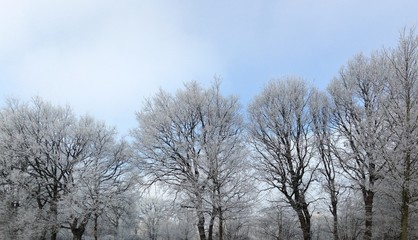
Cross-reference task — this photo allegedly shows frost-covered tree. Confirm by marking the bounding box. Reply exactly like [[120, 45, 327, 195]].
[[0, 98, 87, 240], [310, 90, 342, 240], [255, 204, 301, 240], [136, 197, 171, 240], [132, 80, 250, 240], [337, 190, 363, 240], [328, 52, 390, 240], [383, 28, 418, 240], [60, 118, 133, 240], [248, 77, 318, 240], [0, 97, 135, 240], [202, 81, 255, 240]]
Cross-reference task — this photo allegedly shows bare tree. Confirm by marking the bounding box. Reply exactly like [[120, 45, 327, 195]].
[[255, 204, 301, 240], [338, 190, 363, 240], [310, 90, 341, 240], [0, 98, 134, 240], [383, 28, 418, 240], [0, 98, 88, 240], [136, 197, 171, 240], [328, 52, 389, 240], [132, 80, 249, 240], [203, 81, 255, 240], [132, 82, 209, 240], [60, 117, 133, 240], [248, 77, 318, 240]]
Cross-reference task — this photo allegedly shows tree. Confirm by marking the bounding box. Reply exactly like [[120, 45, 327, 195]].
[[383, 28, 418, 240], [255, 204, 301, 240], [202, 81, 255, 240], [132, 80, 249, 240], [60, 117, 133, 240], [137, 196, 170, 240], [0, 97, 87, 240], [310, 90, 341, 240], [248, 77, 318, 240], [328, 52, 389, 240], [337, 190, 363, 240], [103, 193, 139, 240], [0, 97, 135, 240], [132, 82, 208, 240]]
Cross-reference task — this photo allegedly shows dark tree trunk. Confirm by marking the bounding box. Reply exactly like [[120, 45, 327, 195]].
[[218, 207, 224, 240], [363, 190, 374, 240], [197, 211, 206, 240], [70, 217, 88, 240], [93, 211, 99, 240], [208, 207, 216, 240], [400, 156, 410, 240], [332, 206, 339, 240], [71, 227, 85, 240], [297, 207, 311, 240], [290, 181, 311, 240], [400, 150, 411, 240], [400, 187, 410, 240], [292, 199, 311, 240], [196, 190, 206, 240], [50, 199, 58, 240], [330, 188, 339, 240]]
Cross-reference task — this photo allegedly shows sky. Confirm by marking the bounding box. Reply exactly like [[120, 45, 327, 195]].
[[1, 0, 417, 136]]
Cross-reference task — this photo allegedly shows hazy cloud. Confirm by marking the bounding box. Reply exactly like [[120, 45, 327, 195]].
[[1, 1, 417, 134]]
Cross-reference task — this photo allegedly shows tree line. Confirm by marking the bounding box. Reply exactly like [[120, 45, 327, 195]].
[[1, 28, 418, 240]]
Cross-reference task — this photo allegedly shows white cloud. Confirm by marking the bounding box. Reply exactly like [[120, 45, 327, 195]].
[[0, 1, 224, 134], [1, 0, 418, 135]]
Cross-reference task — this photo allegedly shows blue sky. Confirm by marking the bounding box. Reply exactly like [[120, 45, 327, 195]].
[[1, 0, 417, 136]]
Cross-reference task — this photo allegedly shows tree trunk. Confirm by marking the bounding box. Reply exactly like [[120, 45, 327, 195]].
[[208, 208, 216, 240], [278, 211, 283, 240], [400, 151, 411, 240], [196, 190, 206, 240], [290, 183, 311, 240], [302, 212, 311, 240], [363, 190, 374, 240], [197, 210, 206, 240], [400, 179, 410, 239], [93, 211, 99, 240], [50, 200, 58, 240], [70, 217, 88, 240], [296, 206, 311, 240], [218, 207, 224, 240], [332, 207, 339, 240], [71, 227, 85, 240], [400, 189, 410, 240], [331, 192, 339, 240]]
